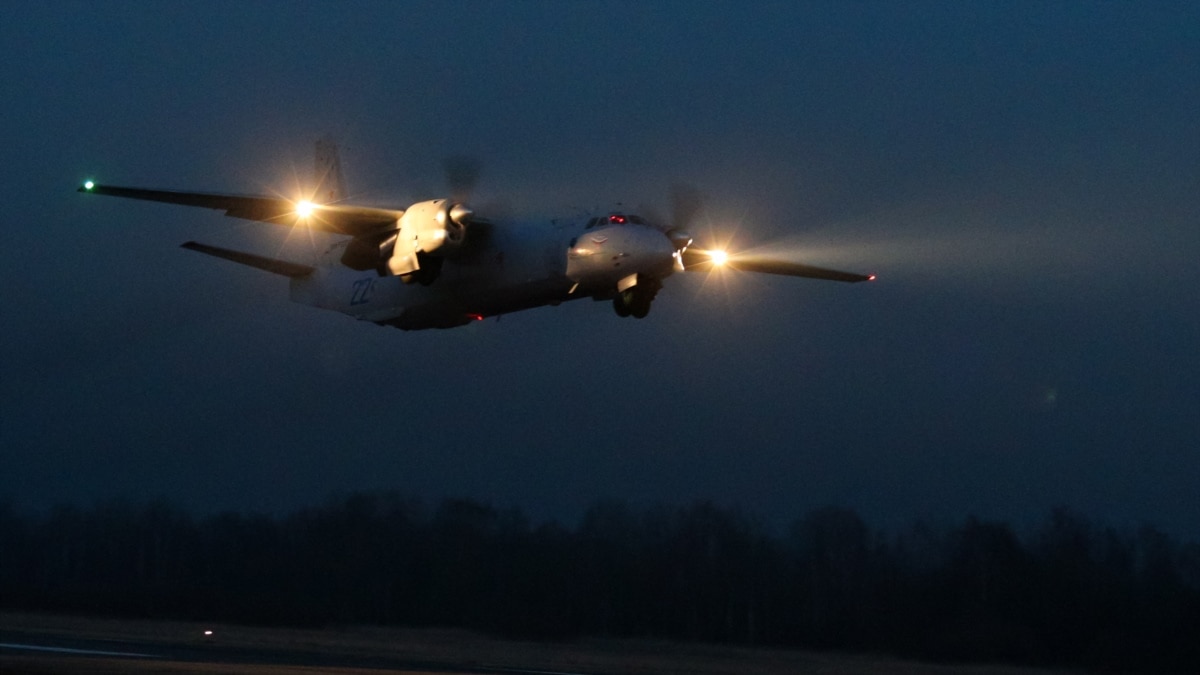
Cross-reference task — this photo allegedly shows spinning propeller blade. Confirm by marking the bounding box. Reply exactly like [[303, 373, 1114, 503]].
[[444, 155, 481, 205]]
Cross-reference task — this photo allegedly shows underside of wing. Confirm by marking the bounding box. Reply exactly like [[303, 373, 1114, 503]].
[[79, 183, 402, 237], [180, 241, 315, 278]]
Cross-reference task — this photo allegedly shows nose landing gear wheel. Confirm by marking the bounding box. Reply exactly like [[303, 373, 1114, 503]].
[[629, 291, 651, 318], [612, 279, 661, 319]]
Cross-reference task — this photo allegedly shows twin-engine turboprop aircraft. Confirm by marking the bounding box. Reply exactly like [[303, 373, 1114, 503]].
[[78, 140, 873, 330]]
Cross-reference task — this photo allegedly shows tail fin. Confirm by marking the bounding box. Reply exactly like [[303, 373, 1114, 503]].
[[314, 136, 348, 203]]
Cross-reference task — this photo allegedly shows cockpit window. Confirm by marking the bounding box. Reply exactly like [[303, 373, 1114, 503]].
[[588, 213, 649, 227]]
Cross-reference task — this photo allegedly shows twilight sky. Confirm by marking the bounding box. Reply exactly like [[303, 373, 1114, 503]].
[[2, 1, 1198, 536]]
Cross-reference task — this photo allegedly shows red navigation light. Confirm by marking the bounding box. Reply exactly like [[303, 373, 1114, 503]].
[[468, 313, 484, 321], [868, 274, 877, 281]]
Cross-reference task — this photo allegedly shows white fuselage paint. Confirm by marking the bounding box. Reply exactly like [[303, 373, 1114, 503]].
[[289, 216, 677, 330]]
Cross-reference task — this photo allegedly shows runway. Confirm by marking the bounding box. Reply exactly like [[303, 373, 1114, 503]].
[[0, 628, 590, 675], [0, 613, 1076, 675]]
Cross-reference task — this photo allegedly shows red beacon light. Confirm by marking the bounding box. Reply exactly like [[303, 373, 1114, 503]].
[[609, 214, 627, 224]]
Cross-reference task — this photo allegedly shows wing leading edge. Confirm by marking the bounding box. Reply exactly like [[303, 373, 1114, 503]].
[[724, 258, 874, 282], [681, 248, 873, 282], [78, 183, 402, 237]]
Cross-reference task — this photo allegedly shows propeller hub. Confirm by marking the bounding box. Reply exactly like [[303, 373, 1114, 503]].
[[449, 203, 473, 226]]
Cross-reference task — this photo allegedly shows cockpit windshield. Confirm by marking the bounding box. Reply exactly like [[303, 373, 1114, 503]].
[[585, 213, 649, 229]]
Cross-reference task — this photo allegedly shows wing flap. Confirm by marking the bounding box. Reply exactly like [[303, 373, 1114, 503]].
[[79, 183, 402, 236], [180, 241, 315, 278]]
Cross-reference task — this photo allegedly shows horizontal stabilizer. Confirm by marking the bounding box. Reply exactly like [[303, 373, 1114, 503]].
[[180, 241, 315, 278]]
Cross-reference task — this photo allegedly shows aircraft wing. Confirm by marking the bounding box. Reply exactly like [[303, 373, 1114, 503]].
[[78, 183, 403, 237], [725, 258, 874, 283], [682, 248, 873, 282]]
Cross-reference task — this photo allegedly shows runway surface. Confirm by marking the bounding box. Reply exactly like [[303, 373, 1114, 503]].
[[1, 626, 594, 675], [0, 613, 1074, 675], [1, 629, 524, 674]]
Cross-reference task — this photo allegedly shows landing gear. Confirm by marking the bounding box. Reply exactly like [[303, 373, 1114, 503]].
[[613, 295, 631, 317], [612, 279, 661, 319]]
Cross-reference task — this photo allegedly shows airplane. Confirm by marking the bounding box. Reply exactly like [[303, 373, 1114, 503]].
[[77, 140, 873, 330]]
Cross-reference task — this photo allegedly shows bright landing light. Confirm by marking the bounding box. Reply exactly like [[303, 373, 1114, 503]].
[[295, 200, 315, 218], [710, 249, 729, 266]]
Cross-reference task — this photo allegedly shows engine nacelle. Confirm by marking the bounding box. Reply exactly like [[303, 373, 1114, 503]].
[[386, 199, 472, 277]]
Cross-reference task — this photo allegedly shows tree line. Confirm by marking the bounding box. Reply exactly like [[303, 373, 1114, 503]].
[[2, 494, 1198, 673]]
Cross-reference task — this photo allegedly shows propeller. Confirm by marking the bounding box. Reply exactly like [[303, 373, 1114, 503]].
[[669, 183, 703, 233], [441, 155, 481, 227], [443, 155, 481, 205], [648, 183, 701, 253]]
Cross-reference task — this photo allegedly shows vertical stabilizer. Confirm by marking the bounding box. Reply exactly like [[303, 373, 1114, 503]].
[[314, 136, 348, 203]]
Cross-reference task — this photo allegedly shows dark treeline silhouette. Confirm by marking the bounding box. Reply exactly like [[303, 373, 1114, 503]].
[[2, 494, 1198, 673]]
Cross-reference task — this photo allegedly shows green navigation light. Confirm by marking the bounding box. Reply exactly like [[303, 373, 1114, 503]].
[[83, 180, 95, 190]]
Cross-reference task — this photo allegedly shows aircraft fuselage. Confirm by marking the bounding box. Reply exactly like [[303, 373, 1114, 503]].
[[291, 215, 678, 329]]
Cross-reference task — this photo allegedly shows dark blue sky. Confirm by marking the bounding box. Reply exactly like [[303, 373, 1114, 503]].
[[3, 2, 1198, 536]]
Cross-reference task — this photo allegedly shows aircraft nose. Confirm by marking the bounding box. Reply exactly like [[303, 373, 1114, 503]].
[[566, 220, 678, 285]]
